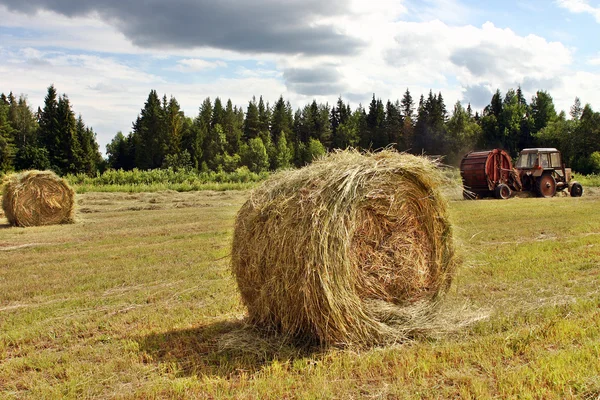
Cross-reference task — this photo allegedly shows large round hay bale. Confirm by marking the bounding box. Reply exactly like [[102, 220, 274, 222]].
[[231, 150, 457, 347], [2, 170, 75, 227]]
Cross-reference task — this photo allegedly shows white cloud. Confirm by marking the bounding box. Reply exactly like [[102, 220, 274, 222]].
[[556, 0, 600, 22], [407, 0, 474, 25], [0, 47, 286, 154], [2, 1, 600, 156], [588, 54, 600, 65], [172, 59, 227, 72]]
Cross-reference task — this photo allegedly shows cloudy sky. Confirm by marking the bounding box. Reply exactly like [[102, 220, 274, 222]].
[[1, 0, 599, 154]]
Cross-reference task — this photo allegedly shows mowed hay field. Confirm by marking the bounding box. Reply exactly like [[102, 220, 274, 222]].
[[1, 189, 599, 399]]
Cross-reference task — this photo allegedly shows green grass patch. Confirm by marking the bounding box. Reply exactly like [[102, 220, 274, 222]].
[[575, 173, 600, 187]]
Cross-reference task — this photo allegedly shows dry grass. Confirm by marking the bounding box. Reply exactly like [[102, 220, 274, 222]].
[[1, 189, 599, 399], [232, 150, 457, 347], [2, 170, 75, 227]]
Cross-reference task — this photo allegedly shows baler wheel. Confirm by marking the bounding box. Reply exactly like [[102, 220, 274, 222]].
[[494, 184, 511, 200]]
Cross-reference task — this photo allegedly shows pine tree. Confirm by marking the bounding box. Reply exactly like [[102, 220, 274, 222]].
[[570, 97, 583, 120]]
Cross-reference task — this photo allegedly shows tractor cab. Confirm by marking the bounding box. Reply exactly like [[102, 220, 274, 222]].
[[515, 148, 562, 174]]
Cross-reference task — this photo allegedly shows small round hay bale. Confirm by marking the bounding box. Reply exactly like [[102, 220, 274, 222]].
[[231, 150, 457, 347], [2, 170, 75, 227]]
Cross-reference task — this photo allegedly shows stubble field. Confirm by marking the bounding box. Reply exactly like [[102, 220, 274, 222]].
[[1, 189, 599, 399]]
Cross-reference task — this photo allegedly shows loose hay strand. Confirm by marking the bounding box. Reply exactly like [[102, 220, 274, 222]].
[[2, 170, 75, 227], [231, 150, 457, 347]]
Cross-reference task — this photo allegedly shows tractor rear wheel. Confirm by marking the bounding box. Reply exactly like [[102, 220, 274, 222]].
[[536, 174, 556, 198], [494, 184, 511, 200], [570, 182, 583, 197]]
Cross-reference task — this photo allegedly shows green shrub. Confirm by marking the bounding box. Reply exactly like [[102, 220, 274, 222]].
[[65, 167, 268, 192]]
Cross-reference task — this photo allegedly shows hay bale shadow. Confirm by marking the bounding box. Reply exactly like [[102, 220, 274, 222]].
[[136, 320, 322, 378]]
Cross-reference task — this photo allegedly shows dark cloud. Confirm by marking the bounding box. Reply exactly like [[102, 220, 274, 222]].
[[1, 0, 364, 56], [283, 65, 346, 96], [461, 84, 493, 109]]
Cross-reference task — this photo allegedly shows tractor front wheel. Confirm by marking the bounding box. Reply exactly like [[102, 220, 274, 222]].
[[536, 174, 556, 198], [570, 182, 583, 197]]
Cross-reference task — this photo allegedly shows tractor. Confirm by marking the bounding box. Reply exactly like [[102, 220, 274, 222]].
[[460, 148, 583, 199]]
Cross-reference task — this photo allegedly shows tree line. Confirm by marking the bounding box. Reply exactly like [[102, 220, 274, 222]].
[[0, 85, 102, 175], [2, 84, 600, 175]]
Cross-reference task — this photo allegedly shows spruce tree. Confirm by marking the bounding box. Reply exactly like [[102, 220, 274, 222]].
[[223, 99, 242, 155], [258, 96, 271, 138], [56, 94, 81, 173], [384, 100, 403, 149], [244, 97, 260, 140], [132, 90, 167, 169], [270, 96, 293, 145], [165, 96, 184, 156], [212, 97, 224, 128], [400, 88, 414, 120], [366, 95, 386, 149], [38, 85, 61, 168], [194, 97, 213, 168], [0, 98, 16, 171]]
